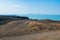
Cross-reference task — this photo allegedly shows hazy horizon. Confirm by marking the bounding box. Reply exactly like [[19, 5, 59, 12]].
[[0, 14, 60, 20], [0, 0, 60, 20]]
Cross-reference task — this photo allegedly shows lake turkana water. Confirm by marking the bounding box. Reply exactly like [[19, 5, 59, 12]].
[[18, 14, 60, 20]]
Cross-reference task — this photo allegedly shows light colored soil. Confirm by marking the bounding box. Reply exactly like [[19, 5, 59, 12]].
[[0, 31, 60, 40]]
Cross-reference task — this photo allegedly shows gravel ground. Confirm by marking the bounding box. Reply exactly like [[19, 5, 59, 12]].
[[0, 31, 60, 40]]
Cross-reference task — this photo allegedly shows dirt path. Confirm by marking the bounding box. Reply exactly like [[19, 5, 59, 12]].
[[0, 31, 60, 40]]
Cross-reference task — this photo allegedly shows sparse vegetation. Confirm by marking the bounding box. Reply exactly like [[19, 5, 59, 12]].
[[0, 15, 60, 40]]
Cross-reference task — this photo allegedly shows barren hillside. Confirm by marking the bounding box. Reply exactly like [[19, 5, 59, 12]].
[[0, 15, 60, 40]]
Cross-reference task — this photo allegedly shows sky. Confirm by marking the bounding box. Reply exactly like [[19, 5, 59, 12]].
[[0, 0, 60, 15]]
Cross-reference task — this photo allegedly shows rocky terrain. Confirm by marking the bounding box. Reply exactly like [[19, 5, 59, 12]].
[[0, 31, 60, 40], [0, 15, 60, 40]]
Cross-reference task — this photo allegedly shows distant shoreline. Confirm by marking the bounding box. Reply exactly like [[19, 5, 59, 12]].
[[0, 15, 60, 21]]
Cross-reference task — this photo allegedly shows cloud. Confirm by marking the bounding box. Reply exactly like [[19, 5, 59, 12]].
[[0, 0, 29, 14], [0, 3, 29, 14]]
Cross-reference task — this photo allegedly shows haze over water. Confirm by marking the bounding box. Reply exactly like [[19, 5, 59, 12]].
[[17, 14, 60, 20]]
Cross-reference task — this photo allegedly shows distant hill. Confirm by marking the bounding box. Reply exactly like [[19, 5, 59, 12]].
[[0, 15, 29, 20], [40, 19, 60, 23]]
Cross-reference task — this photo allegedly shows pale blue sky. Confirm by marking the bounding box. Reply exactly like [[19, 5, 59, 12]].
[[0, 0, 60, 15]]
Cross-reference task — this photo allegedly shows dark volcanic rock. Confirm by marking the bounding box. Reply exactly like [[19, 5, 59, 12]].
[[0, 15, 29, 25]]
